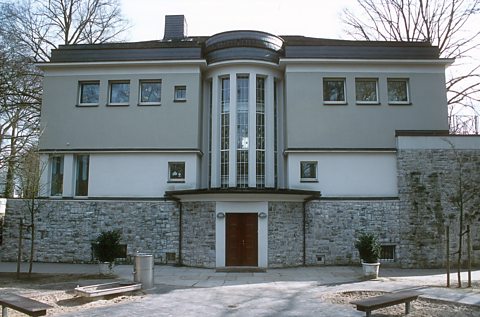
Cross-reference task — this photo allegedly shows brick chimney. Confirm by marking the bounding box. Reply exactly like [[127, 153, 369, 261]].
[[163, 15, 188, 40]]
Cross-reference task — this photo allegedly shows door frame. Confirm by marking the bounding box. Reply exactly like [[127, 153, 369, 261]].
[[215, 201, 268, 268]]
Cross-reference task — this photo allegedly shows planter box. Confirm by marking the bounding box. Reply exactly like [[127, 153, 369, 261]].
[[362, 262, 380, 279]]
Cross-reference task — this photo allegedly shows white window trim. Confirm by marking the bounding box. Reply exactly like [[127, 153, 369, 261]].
[[300, 161, 318, 182], [108, 80, 130, 106], [78, 81, 100, 106], [174, 85, 187, 102], [323, 78, 347, 105], [138, 79, 162, 106], [387, 78, 410, 105], [355, 78, 379, 104], [168, 161, 186, 183]]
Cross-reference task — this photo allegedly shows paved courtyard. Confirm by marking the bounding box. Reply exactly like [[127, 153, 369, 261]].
[[1, 262, 480, 316]]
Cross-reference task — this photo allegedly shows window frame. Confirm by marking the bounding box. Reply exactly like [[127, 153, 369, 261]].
[[355, 78, 379, 105], [50, 155, 64, 197], [108, 80, 130, 106], [78, 81, 100, 106], [168, 161, 186, 183], [75, 154, 90, 197], [323, 78, 347, 105], [138, 80, 162, 106], [387, 78, 410, 105], [300, 161, 318, 182], [174, 85, 187, 102]]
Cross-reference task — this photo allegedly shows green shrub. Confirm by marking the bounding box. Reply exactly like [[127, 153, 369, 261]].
[[92, 230, 123, 263], [355, 233, 381, 263]]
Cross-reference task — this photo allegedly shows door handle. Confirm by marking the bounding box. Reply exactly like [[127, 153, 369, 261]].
[[242, 240, 245, 246]]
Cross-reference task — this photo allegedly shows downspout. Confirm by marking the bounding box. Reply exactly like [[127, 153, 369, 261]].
[[178, 200, 183, 266], [302, 200, 306, 266]]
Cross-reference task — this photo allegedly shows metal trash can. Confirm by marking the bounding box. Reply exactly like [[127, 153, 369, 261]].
[[133, 253, 154, 289]]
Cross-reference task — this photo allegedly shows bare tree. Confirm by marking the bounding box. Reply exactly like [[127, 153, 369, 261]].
[[0, 0, 129, 62], [0, 45, 42, 197], [343, 0, 480, 122], [444, 140, 480, 287], [0, 0, 129, 197], [15, 147, 47, 274]]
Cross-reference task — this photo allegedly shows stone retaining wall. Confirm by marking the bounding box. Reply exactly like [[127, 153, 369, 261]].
[[397, 148, 480, 268], [268, 202, 304, 267], [305, 199, 401, 266], [0, 199, 179, 264]]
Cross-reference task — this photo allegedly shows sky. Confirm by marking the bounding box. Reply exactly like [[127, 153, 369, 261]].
[[120, 0, 357, 41]]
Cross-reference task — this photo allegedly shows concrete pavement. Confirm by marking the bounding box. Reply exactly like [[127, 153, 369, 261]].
[[1, 262, 479, 316]]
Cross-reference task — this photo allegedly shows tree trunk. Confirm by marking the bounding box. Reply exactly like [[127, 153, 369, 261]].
[[28, 198, 35, 275]]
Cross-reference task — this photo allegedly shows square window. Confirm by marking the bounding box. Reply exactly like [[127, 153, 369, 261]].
[[79, 81, 100, 105], [174, 85, 187, 101], [300, 161, 317, 182], [323, 79, 346, 104], [139, 80, 161, 104], [168, 162, 185, 182], [50, 156, 63, 196], [380, 245, 396, 262], [109, 81, 130, 105], [356, 79, 379, 104], [387, 79, 410, 104]]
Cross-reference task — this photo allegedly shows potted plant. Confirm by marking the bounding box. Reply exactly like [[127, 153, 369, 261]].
[[355, 232, 382, 279], [92, 229, 123, 274]]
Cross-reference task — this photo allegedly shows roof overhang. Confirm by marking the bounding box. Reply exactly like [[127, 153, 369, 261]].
[[165, 188, 321, 202]]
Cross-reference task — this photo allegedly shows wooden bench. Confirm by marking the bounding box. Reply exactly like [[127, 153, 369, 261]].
[[0, 293, 52, 317], [350, 291, 421, 317]]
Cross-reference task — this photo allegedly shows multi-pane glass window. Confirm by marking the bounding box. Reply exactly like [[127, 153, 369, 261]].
[[300, 161, 317, 182], [236, 75, 249, 187], [387, 79, 409, 104], [323, 79, 346, 103], [168, 162, 185, 182], [174, 85, 187, 101], [109, 81, 130, 104], [75, 155, 89, 196], [356, 78, 378, 103], [79, 82, 100, 105], [220, 77, 230, 187], [50, 156, 63, 196], [256, 77, 265, 188], [139, 80, 161, 104]]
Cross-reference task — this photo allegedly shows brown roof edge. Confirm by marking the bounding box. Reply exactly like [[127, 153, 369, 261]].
[[395, 130, 450, 137], [165, 187, 321, 200]]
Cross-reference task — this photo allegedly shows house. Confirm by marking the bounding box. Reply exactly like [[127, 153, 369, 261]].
[[1, 15, 479, 268]]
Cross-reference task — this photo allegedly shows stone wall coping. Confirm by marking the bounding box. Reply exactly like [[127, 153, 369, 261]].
[[397, 135, 480, 150]]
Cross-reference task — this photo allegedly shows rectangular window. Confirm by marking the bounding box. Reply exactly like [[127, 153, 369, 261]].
[[78, 81, 100, 105], [50, 156, 64, 196], [109, 81, 130, 105], [220, 77, 230, 188], [256, 76, 265, 188], [300, 161, 318, 182], [237, 75, 249, 187], [174, 85, 187, 102], [323, 78, 346, 104], [168, 162, 185, 182], [356, 78, 379, 104], [387, 79, 410, 104], [75, 155, 89, 196], [139, 80, 161, 105], [380, 245, 396, 262]]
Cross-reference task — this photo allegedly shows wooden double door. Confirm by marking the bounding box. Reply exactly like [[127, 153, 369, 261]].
[[225, 213, 258, 266]]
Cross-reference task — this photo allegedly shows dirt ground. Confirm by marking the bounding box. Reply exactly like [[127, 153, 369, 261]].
[[0, 273, 145, 316], [321, 290, 480, 317]]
